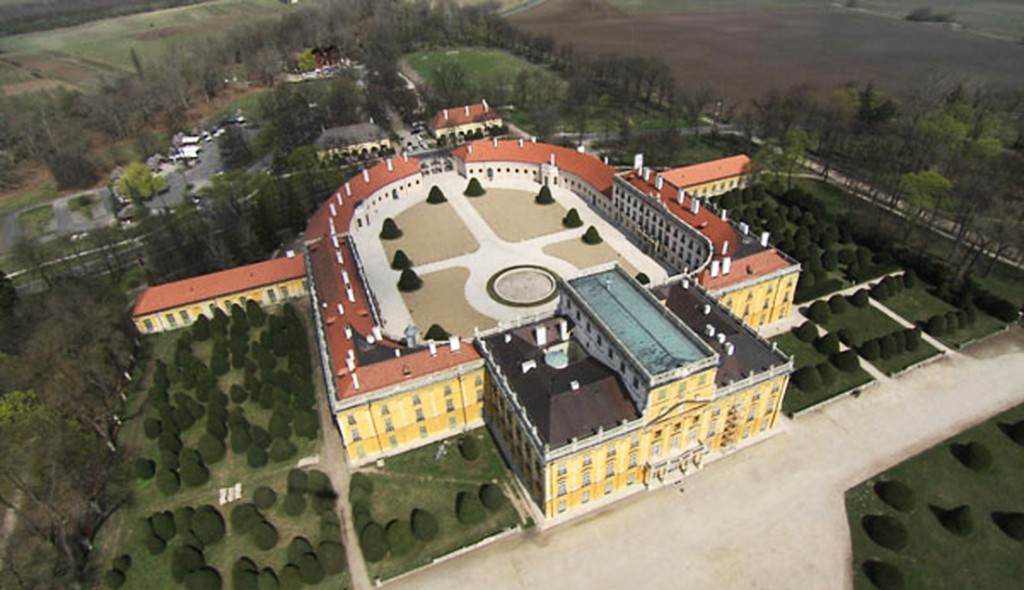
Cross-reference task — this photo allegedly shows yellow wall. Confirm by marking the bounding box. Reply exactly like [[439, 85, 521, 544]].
[[433, 119, 503, 142], [717, 268, 799, 328], [682, 173, 749, 199], [337, 365, 486, 464], [134, 276, 309, 334], [316, 137, 393, 161]]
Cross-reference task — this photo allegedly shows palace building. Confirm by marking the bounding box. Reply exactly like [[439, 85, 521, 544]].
[[430, 100, 503, 144], [314, 122, 392, 162]]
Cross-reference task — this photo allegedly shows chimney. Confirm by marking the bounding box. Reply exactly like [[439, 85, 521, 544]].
[[329, 218, 336, 236], [559, 319, 568, 341], [402, 152, 408, 162], [386, 158, 393, 172], [531, 136, 537, 143], [577, 145, 585, 153], [449, 336, 461, 352], [482, 98, 489, 111], [682, 278, 690, 289], [633, 153, 643, 171], [739, 222, 749, 235], [518, 138, 524, 148], [535, 325, 547, 346], [443, 109, 449, 121], [504, 333, 512, 343], [405, 325, 419, 348], [705, 324, 716, 338], [643, 168, 651, 182], [341, 269, 350, 286], [372, 326, 382, 341], [351, 373, 360, 390], [710, 260, 720, 278], [346, 287, 355, 303], [722, 256, 732, 275], [336, 303, 344, 316], [549, 153, 556, 166], [344, 182, 351, 196], [760, 231, 770, 247], [336, 193, 342, 205], [720, 208, 728, 221], [329, 203, 337, 217], [721, 240, 729, 255], [345, 356, 355, 371], [344, 325, 352, 339], [428, 340, 437, 356], [570, 380, 580, 391], [603, 156, 609, 165], [725, 342, 735, 356], [655, 175, 663, 191], [465, 105, 470, 116], [492, 136, 498, 147], [361, 169, 369, 183], [335, 250, 343, 265], [394, 349, 401, 358], [521, 359, 537, 374], [332, 234, 341, 251], [677, 189, 685, 205], [691, 198, 701, 215], [717, 332, 727, 344], [468, 144, 473, 154]]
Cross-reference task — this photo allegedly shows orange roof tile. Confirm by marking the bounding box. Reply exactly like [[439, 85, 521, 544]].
[[132, 256, 306, 317], [451, 139, 616, 195], [698, 248, 796, 290], [661, 155, 751, 191], [431, 102, 501, 131], [354, 344, 481, 393]]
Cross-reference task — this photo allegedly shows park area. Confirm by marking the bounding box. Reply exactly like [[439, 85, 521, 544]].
[[349, 429, 524, 582], [93, 302, 351, 589], [467, 187, 567, 242], [771, 330, 874, 415], [845, 403, 1024, 590]]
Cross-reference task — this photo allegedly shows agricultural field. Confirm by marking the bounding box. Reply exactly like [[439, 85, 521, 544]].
[[0, 0, 289, 93], [510, 0, 1024, 103], [845, 403, 1024, 590]]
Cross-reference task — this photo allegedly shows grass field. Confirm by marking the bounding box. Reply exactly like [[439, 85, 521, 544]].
[[466, 188, 567, 242], [772, 332, 874, 414], [357, 430, 522, 581], [383, 201, 480, 267], [870, 340, 940, 376], [877, 287, 1009, 349], [0, 0, 289, 90], [511, 0, 1024, 103], [401, 267, 498, 337], [406, 47, 562, 96], [819, 304, 903, 342], [68, 193, 99, 220], [845, 402, 1024, 590], [17, 203, 55, 238]]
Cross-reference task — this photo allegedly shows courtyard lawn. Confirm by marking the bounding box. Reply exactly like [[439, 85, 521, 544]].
[[17, 203, 55, 238], [384, 201, 479, 266], [879, 286, 1009, 349], [467, 187, 567, 242], [941, 313, 1008, 348], [542, 237, 640, 276], [869, 340, 941, 377], [820, 304, 903, 342], [772, 332, 874, 415], [401, 266, 497, 336], [356, 430, 523, 581], [845, 403, 1024, 590]]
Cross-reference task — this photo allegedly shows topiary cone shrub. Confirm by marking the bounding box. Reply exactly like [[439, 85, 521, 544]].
[[103, 568, 126, 589], [851, 289, 871, 308], [831, 350, 860, 373], [134, 458, 156, 480], [411, 508, 439, 541], [459, 435, 480, 461], [191, 505, 226, 546], [391, 249, 411, 270], [397, 268, 423, 292], [828, 294, 848, 314], [171, 545, 205, 583], [464, 177, 485, 197], [386, 519, 416, 556], [456, 491, 486, 525], [283, 492, 307, 516], [582, 225, 602, 245], [999, 420, 1024, 447], [257, 568, 278, 589], [861, 515, 909, 551], [817, 361, 838, 386], [862, 560, 904, 590], [873, 480, 916, 513], [991, 512, 1024, 542], [814, 333, 840, 356], [535, 185, 554, 204], [807, 300, 831, 324], [424, 324, 449, 341], [929, 504, 973, 537], [253, 520, 280, 550], [562, 208, 583, 228], [480, 483, 506, 511], [793, 365, 822, 392], [950, 441, 993, 471], [287, 536, 314, 564], [299, 553, 325, 584], [318, 540, 347, 575], [379, 218, 402, 240], [157, 470, 181, 496], [230, 503, 262, 534], [359, 522, 388, 562], [793, 321, 818, 343], [426, 186, 447, 204], [635, 273, 650, 285], [183, 566, 221, 590]]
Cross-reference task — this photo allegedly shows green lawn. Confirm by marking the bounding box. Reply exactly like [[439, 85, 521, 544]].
[[68, 193, 98, 220], [406, 47, 561, 94], [846, 403, 1024, 590], [0, 179, 58, 219], [820, 305, 903, 342], [879, 287, 1008, 349], [869, 341, 941, 376], [17, 204, 55, 238], [773, 332, 874, 415], [791, 178, 854, 216], [942, 313, 1008, 349], [355, 430, 522, 581]]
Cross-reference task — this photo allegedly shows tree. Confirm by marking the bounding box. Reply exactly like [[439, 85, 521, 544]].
[[899, 170, 953, 244], [358, 522, 388, 562], [426, 186, 447, 204], [410, 508, 438, 541], [479, 484, 505, 511], [391, 250, 411, 270], [397, 268, 423, 292], [0, 270, 16, 321], [219, 126, 253, 171], [582, 226, 602, 244], [379, 218, 402, 240], [535, 185, 554, 204], [456, 491, 486, 525], [458, 435, 480, 461], [562, 208, 582, 228], [116, 161, 168, 205], [464, 177, 485, 197], [296, 49, 317, 73]]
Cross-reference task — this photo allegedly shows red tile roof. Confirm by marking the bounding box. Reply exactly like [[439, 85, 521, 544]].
[[132, 256, 306, 317], [698, 248, 796, 290], [355, 344, 481, 393], [451, 139, 616, 195], [661, 155, 751, 191], [431, 102, 501, 131]]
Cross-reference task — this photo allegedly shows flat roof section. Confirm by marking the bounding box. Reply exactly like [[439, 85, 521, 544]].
[[569, 269, 712, 376]]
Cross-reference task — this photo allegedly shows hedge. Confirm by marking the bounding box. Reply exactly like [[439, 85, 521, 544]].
[[424, 324, 449, 341], [171, 545, 206, 583], [582, 226, 602, 245], [925, 314, 947, 336], [837, 329, 860, 349], [793, 365, 822, 392], [253, 521, 280, 550], [359, 522, 388, 562], [873, 480, 916, 513], [480, 484, 505, 511], [950, 441, 992, 471], [807, 300, 831, 324], [157, 470, 181, 496], [379, 218, 402, 240], [134, 458, 156, 480], [386, 519, 416, 556], [456, 491, 486, 525], [391, 249, 411, 270], [283, 493, 307, 516], [192, 506, 226, 546], [793, 321, 818, 343], [905, 328, 922, 351], [862, 560, 904, 590], [426, 186, 447, 204], [464, 177, 485, 196], [411, 508, 438, 541], [562, 208, 583, 228], [862, 514, 909, 551], [831, 350, 860, 372], [254, 486, 277, 510], [287, 537, 314, 564], [183, 567, 221, 590], [298, 553, 325, 584], [932, 504, 972, 537], [230, 503, 262, 534], [397, 268, 423, 292], [535, 185, 554, 204]]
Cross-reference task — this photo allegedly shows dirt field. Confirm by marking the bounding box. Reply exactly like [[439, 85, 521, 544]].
[[383, 201, 480, 267], [401, 267, 498, 336], [467, 188, 568, 242], [542, 237, 640, 277], [511, 0, 1024, 103]]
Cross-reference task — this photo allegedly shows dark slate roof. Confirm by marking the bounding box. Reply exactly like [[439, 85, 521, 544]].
[[661, 282, 790, 387], [483, 317, 639, 448], [315, 123, 388, 149]]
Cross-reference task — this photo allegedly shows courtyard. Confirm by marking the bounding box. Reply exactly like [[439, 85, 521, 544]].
[[348, 172, 667, 339]]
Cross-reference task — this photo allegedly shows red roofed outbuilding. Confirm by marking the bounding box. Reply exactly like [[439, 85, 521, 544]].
[[430, 100, 503, 144]]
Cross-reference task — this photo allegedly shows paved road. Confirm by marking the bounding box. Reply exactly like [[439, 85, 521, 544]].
[[389, 328, 1024, 590]]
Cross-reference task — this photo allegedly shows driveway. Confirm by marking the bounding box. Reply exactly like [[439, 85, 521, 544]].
[[389, 328, 1024, 590]]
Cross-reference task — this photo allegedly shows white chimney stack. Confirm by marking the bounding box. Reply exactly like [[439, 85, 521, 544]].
[[345, 356, 355, 371], [655, 175, 663, 191], [518, 138, 524, 148], [721, 240, 729, 255], [739, 222, 749, 235], [329, 203, 337, 217], [760, 231, 770, 247], [682, 278, 690, 289], [336, 193, 342, 205], [705, 324, 716, 338], [521, 359, 537, 374], [720, 208, 728, 221], [550, 153, 556, 166], [372, 326, 382, 341], [723, 257, 732, 275], [361, 169, 369, 183], [467, 144, 473, 154], [329, 218, 336, 236], [691, 198, 701, 214], [482, 98, 489, 111], [335, 250, 343, 265], [710, 260, 720, 277], [386, 158, 393, 172], [428, 340, 437, 356], [725, 342, 735, 356], [559, 319, 568, 341], [344, 182, 351, 196], [351, 373, 360, 390], [535, 325, 547, 346], [332, 234, 341, 250], [531, 136, 537, 143], [336, 303, 344, 316], [402, 151, 408, 162], [443, 109, 449, 121], [346, 287, 355, 303], [677, 189, 685, 205], [464, 104, 470, 116], [344, 325, 352, 340], [449, 336, 461, 352], [643, 168, 651, 182], [570, 380, 580, 391], [493, 136, 498, 147], [633, 153, 644, 171], [603, 156, 609, 165], [717, 332, 727, 344]]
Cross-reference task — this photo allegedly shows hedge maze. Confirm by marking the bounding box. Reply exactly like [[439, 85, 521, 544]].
[[348, 432, 520, 581], [845, 404, 1024, 590], [104, 303, 349, 589]]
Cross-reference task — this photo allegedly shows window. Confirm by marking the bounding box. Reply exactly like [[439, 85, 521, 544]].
[[180, 310, 189, 323], [444, 385, 452, 396], [351, 428, 361, 442], [658, 390, 666, 401], [652, 443, 661, 457], [673, 422, 681, 433], [558, 463, 567, 476], [628, 453, 637, 468], [743, 427, 751, 439], [267, 289, 277, 303], [582, 471, 591, 486], [557, 501, 566, 513], [699, 373, 707, 385], [143, 318, 154, 331], [280, 285, 289, 298], [583, 454, 592, 467], [627, 473, 635, 485], [678, 381, 687, 394], [415, 408, 425, 422], [446, 399, 455, 413], [708, 422, 717, 437], [381, 405, 390, 415], [761, 421, 769, 432], [607, 447, 616, 457], [474, 375, 482, 386], [384, 418, 394, 432], [448, 416, 456, 429], [419, 426, 427, 438], [605, 482, 613, 495], [630, 436, 639, 448], [582, 491, 590, 504], [671, 436, 679, 450], [412, 395, 421, 405], [389, 435, 397, 448], [557, 481, 566, 497], [689, 429, 697, 444], [766, 396, 776, 415], [747, 406, 756, 422], [166, 313, 177, 327], [476, 388, 483, 403], [605, 462, 615, 478], [712, 406, 721, 418], [347, 415, 356, 425]]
